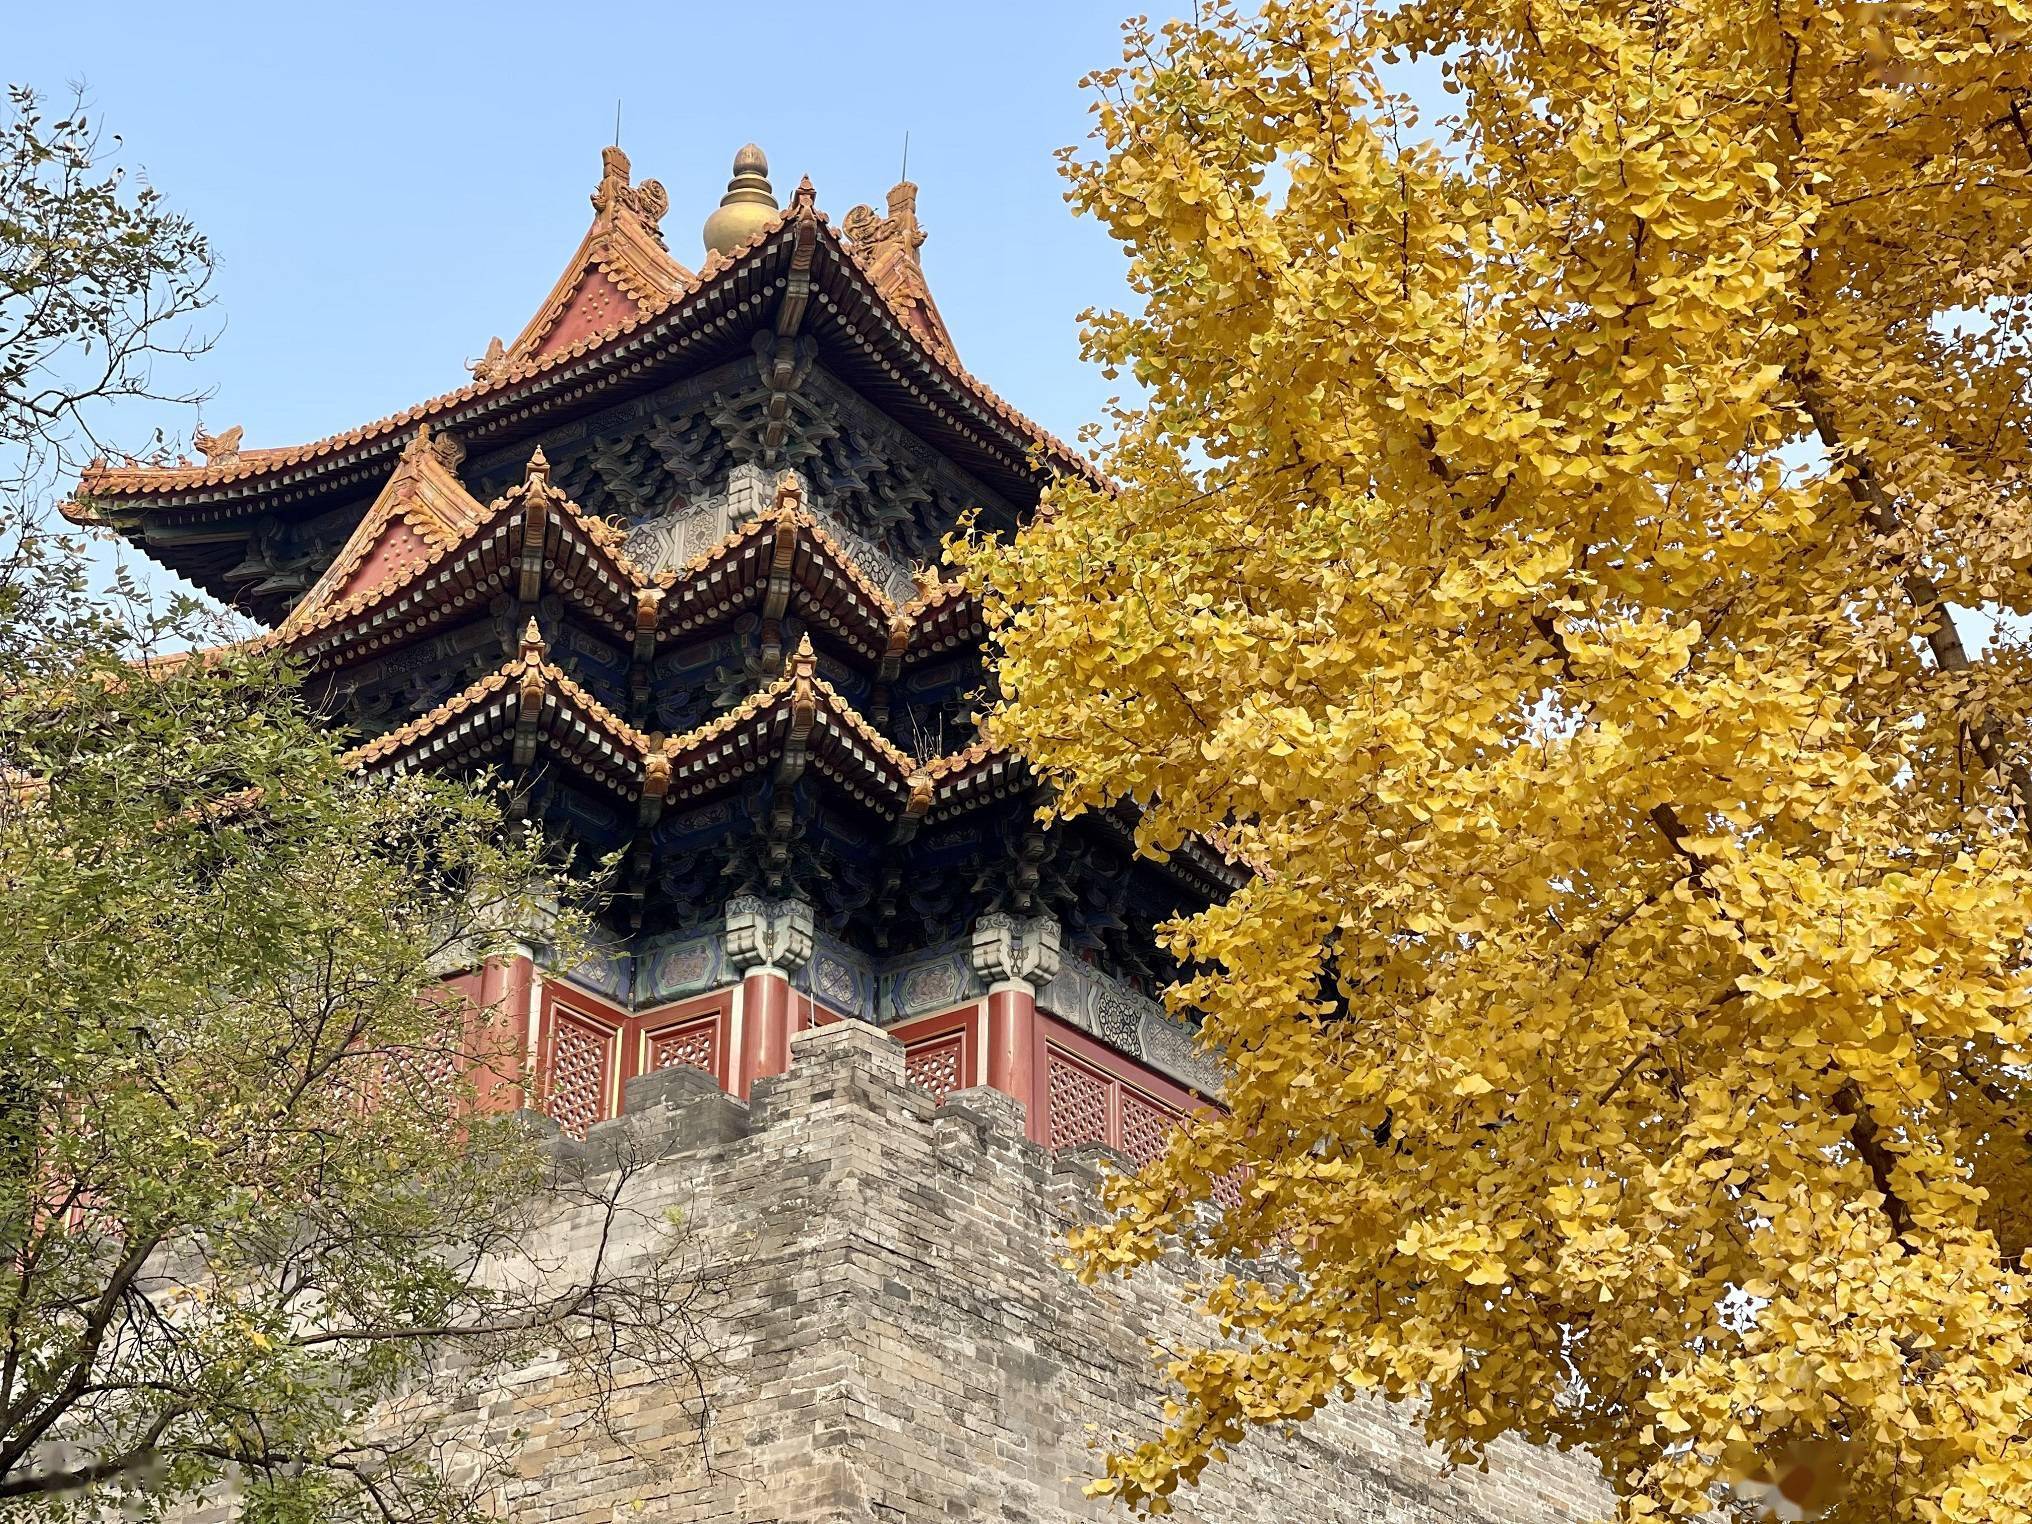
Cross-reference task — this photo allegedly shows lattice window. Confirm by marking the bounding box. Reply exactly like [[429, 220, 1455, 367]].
[[380, 1041, 461, 1109], [1120, 1091, 1178, 1168], [419, 1044, 463, 1094], [1212, 1168, 1246, 1212], [649, 1017, 718, 1079], [548, 1014, 614, 1140], [903, 1034, 965, 1102], [1046, 1049, 1111, 1149]]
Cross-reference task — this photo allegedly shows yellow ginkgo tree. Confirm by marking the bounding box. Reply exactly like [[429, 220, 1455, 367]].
[[956, 2, 2032, 1519]]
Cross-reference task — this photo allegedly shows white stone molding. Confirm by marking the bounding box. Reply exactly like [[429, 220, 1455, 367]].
[[726, 461, 798, 526], [967, 913, 1062, 994], [724, 896, 816, 976]]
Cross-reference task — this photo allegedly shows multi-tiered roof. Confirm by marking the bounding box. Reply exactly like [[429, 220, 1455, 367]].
[[69, 144, 1232, 1137]]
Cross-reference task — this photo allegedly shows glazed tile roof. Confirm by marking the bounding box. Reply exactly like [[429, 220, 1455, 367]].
[[839, 181, 955, 359], [650, 497, 980, 667], [344, 622, 1012, 827], [69, 147, 1229, 943], [920, 739, 1030, 822], [277, 424, 490, 638], [344, 620, 651, 797], [275, 455, 982, 678], [267, 449, 649, 669], [63, 166, 1096, 557], [499, 146, 693, 369]]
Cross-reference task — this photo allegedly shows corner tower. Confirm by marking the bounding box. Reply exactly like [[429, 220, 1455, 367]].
[[69, 146, 1238, 1150]]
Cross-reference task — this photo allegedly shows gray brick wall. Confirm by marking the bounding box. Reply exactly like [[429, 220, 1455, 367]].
[[399, 1020, 1614, 1524]]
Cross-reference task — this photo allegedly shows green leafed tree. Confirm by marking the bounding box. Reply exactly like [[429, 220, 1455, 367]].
[[0, 89, 714, 1524], [0, 84, 214, 498]]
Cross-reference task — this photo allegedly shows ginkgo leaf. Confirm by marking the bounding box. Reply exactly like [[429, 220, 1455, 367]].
[[953, 2, 2032, 1521]]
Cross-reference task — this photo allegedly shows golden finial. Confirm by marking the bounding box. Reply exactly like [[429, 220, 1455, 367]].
[[703, 144, 779, 258], [520, 617, 546, 663], [525, 445, 550, 486]]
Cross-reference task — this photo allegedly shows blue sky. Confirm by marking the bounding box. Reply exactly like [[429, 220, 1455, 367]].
[[11, 0, 1158, 606]]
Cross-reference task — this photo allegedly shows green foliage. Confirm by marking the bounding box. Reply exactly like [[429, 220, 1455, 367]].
[[0, 84, 707, 1524], [0, 534, 608, 1521], [0, 83, 214, 492]]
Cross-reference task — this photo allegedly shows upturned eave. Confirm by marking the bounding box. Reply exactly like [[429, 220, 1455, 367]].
[[66, 206, 1095, 586]]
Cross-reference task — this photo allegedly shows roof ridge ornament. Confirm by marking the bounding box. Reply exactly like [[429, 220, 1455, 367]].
[[193, 424, 243, 466], [500, 146, 691, 370], [592, 144, 670, 242], [842, 178, 955, 357], [395, 421, 467, 472], [468, 336, 507, 384], [703, 144, 780, 259]]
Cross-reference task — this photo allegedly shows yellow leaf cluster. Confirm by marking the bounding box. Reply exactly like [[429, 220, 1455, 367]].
[[955, 2, 2032, 1519]]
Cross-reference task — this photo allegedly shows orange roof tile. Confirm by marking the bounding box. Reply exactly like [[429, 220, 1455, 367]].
[[497, 147, 693, 371], [539, 659, 655, 755], [344, 663, 520, 772], [268, 501, 515, 654], [921, 737, 1001, 781], [806, 672, 918, 780], [277, 425, 488, 637], [345, 634, 650, 785], [840, 181, 955, 358], [653, 497, 917, 659], [339, 611, 1021, 831], [271, 449, 650, 663], [66, 188, 1096, 527], [283, 476, 983, 681], [921, 738, 1028, 821]]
